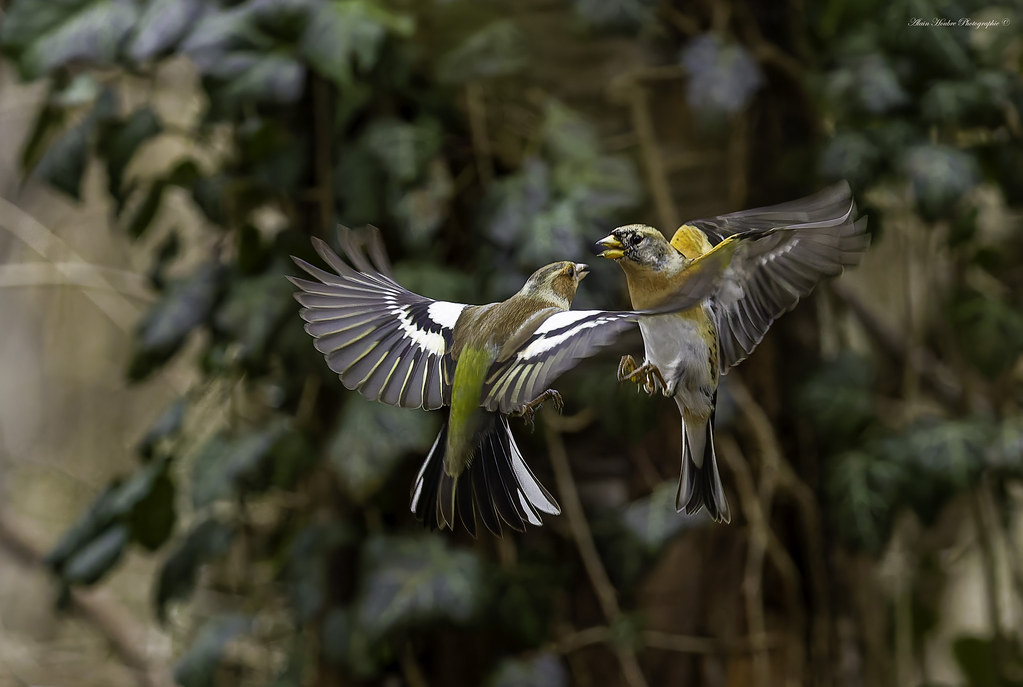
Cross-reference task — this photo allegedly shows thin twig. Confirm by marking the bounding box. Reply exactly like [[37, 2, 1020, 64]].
[[717, 435, 773, 687], [622, 84, 679, 230], [466, 83, 494, 187], [544, 422, 650, 687], [831, 282, 969, 410], [0, 508, 174, 687], [0, 198, 142, 330]]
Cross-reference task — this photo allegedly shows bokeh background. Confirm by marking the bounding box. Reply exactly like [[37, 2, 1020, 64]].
[[1, 1, 1022, 686]]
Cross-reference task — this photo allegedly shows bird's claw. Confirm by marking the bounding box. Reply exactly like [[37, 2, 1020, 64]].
[[515, 389, 563, 429], [617, 356, 666, 396]]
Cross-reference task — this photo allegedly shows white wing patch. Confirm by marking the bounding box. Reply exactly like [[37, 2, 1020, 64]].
[[428, 300, 464, 328], [396, 305, 449, 355]]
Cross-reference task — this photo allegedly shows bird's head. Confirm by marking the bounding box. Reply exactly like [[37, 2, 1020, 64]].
[[596, 224, 675, 273], [522, 261, 589, 309]]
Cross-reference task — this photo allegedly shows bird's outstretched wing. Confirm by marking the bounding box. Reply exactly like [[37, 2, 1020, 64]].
[[675, 183, 870, 372], [685, 181, 859, 243], [481, 309, 638, 414], [290, 228, 469, 409]]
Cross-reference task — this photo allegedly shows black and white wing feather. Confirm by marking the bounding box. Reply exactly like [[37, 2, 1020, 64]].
[[482, 310, 637, 414], [290, 235, 469, 410], [689, 181, 858, 243], [698, 191, 869, 372]]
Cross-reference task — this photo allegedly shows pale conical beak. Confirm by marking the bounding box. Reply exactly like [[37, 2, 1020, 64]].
[[574, 263, 589, 281], [596, 234, 625, 260]]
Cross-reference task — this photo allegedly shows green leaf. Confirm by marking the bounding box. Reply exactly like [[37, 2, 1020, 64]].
[[123, 181, 166, 240], [214, 266, 296, 363], [364, 117, 442, 184], [489, 652, 568, 687], [139, 398, 187, 460], [949, 288, 1023, 379], [798, 352, 876, 449], [620, 481, 696, 550], [20, 88, 68, 174], [328, 402, 438, 502], [0, 0, 139, 79], [99, 106, 162, 211], [356, 535, 484, 639], [437, 20, 527, 83], [300, 0, 414, 86], [46, 482, 124, 571], [155, 518, 236, 621], [129, 262, 223, 381], [173, 614, 250, 687], [62, 524, 129, 585], [32, 115, 91, 200], [952, 636, 1000, 687], [284, 524, 354, 622], [127, 0, 204, 61], [129, 469, 176, 551], [190, 423, 290, 507], [180, 5, 307, 106], [393, 158, 454, 247], [826, 450, 902, 553]]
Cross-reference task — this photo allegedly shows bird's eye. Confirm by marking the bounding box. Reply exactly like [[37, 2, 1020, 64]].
[[629, 234, 643, 247], [566, 265, 575, 278]]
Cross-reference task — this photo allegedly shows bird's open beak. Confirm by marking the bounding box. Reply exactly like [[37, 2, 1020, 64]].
[[574, 263, 589, 282], [596, 234, 624, 260]]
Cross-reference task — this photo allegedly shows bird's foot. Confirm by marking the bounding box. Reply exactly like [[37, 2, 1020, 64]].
[[515, 389, 564, 429], [617, 356, 666, 396]]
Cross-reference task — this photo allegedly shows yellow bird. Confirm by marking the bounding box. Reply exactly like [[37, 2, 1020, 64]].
[[597, 182, 869, 523]]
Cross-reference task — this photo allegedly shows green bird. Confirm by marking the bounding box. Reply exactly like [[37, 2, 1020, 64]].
[[597, 182, 869, 523], [290, 228, 729, 536]]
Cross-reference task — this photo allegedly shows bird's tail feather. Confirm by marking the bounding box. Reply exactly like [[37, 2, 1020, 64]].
[[676, 415, 731, 523], [410, 415, 561, 536]]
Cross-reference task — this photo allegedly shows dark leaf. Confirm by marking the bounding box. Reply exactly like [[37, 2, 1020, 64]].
[[300, 0, 413, 86], [62, 524, 129, 585], [620, 481, 697, 550], [139, 398, 187, 460], [214, 265, 297, 363], [328, 402, 437, 503], [490, 653, 568, 687], [20, 91, 67, 174], [364, 117, 442, 184], [124, 180, 167, 239], [129, 262, 223, 381], [180, 5, 307, 105], [100, 106, 163, 211], [129, 469, 176, 551], [356, 535, 483, 639], [0, 0, 139, 79], [798, 352, 875, 449], [32, 115, 90, 200], [190, 422, 290, 507], [155, 518, 236, 621], [437, 20, 526, 83], [284, 523, 354, 622], [128, 0, 204, 61], [46, 482, 124, 571], [827, 450, 902, 553], [173, 614, 250, 687], [901, 144, 979, 220], [952, 636, 1000, 687], [573, 0, 656, 29], [680, 34, 763, 118]]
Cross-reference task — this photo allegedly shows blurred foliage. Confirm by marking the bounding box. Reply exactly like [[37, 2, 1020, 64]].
[[2, 0, 1022, 685]]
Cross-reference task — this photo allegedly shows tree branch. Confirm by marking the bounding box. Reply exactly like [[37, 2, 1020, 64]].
[[544, 422, 650, 687], [0, 508, 174, 687]]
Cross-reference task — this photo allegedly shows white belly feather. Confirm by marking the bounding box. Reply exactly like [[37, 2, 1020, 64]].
[[637, 312, 715, 418]]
